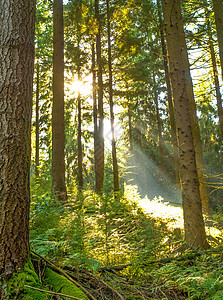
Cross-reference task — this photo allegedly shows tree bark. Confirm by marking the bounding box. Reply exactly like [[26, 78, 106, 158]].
[[213, 0, 223, 80], [157, 0, 180, 184], [0, 0, 36, 277], [92, 41, 99, 191], [209, 38, 223, 140], [52, 0, 67, 201], [177, 0, 211, 215], [161, 0, 209, 249], [35, 61, 40, 178], [106, 0, 119, 193], [95, 0, 104, 193]]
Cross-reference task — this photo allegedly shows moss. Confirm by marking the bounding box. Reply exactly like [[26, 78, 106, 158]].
[[44, 267, 89, 299], [3, 258, 45, 299]]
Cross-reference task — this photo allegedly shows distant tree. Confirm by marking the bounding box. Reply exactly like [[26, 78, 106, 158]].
[[52, 0, 67, 200], [213, 0, 223, 79], [35, 60, 40, 178], [207, 20, 223, 140], [152, 72, 165, 175], [33, 0, 53, 180], [0, 0, 36, 278], [106, 0, 119, 193], [95, 0, 104, 193], [161, 0, 209, 248]]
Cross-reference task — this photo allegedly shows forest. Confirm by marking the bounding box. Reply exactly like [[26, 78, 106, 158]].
[[1, 0, 223, 299]]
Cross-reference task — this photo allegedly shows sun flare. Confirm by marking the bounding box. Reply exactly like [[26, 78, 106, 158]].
[[69, 75, 92, 97]]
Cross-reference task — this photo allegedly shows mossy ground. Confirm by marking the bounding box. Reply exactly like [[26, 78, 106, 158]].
[[44, 267, 88, 299], [0, 259, 44, 299], [1, 258, 88, 299]]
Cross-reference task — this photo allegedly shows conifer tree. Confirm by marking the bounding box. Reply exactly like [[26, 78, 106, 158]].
[[52, 0, 67, 200], [213, 0, 223, 79], [0, 0, 36, 278], [161, 0, 209, 248], [95, 0, 104, 193], [106, 0, 119, 193]]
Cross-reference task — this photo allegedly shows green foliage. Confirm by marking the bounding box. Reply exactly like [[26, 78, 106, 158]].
[[150, 254, 223, 299]]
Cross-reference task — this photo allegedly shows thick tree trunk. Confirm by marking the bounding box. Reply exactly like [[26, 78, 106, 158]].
[[209, 38, 223, 139], [213, 0, 223, 80], [95, 0, 104, 193], [157, 0, 180, 184], [52, 0, 67, 201], [0, 0, 36, 277], [35, 61, 40, 178], [177, 0, 210, 215], [161, 0, 209, 249], [107, 0, 119, 193]]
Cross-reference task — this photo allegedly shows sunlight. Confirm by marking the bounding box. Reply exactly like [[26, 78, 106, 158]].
[[69, 75, 92, 97], [104, 119, 122, 142]]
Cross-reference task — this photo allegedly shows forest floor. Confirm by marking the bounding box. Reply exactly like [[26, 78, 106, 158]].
[[17, 184, 223, 299]]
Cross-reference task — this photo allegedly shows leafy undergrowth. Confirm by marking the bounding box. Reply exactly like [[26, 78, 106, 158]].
[[28, 184, 223, 299]]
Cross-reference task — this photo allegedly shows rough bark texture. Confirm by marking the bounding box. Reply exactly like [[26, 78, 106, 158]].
[[177, 0, 210, 214], [213, 0, 223, 80], [52, 0, 67, 201], [158, 0, 180, 184], [209, 38, 223, 140], [95, 0, 104, 193], [0, 0, 36, 277], [161, 0, 209, 249], [107, 0, 119, 193], [35, 62, 40, 178]]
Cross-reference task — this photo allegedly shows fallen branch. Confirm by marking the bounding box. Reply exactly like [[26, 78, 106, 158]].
[[98, 263, 132, 272], [98, 252, 203, 272], [81, 268, 125, 300], [24, 285, 84, 300], [31, 251, 96, 300]]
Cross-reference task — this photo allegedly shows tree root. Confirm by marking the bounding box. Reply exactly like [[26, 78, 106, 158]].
[[31, 251, 96, 300], [24, 285, 85, 300], [31, 251, 125, 300]]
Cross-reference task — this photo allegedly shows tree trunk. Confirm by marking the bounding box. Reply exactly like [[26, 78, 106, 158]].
[[0, 0, 36, 277], [77, 89, 83, 189], [92, 41, 99, 191], [153, 72, 165, 173], [128, 104, 133, 151], [209, 38, 223, 139], [213, 0, 223, 80], [177, 0, 211, 215], [157, 0, 180, 184], [95, 0, 104, 193], [35, 61, 40, 178], [52, 0, 67, 201], [161, 0, 209, 249], [106, 0, 119, 193]]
